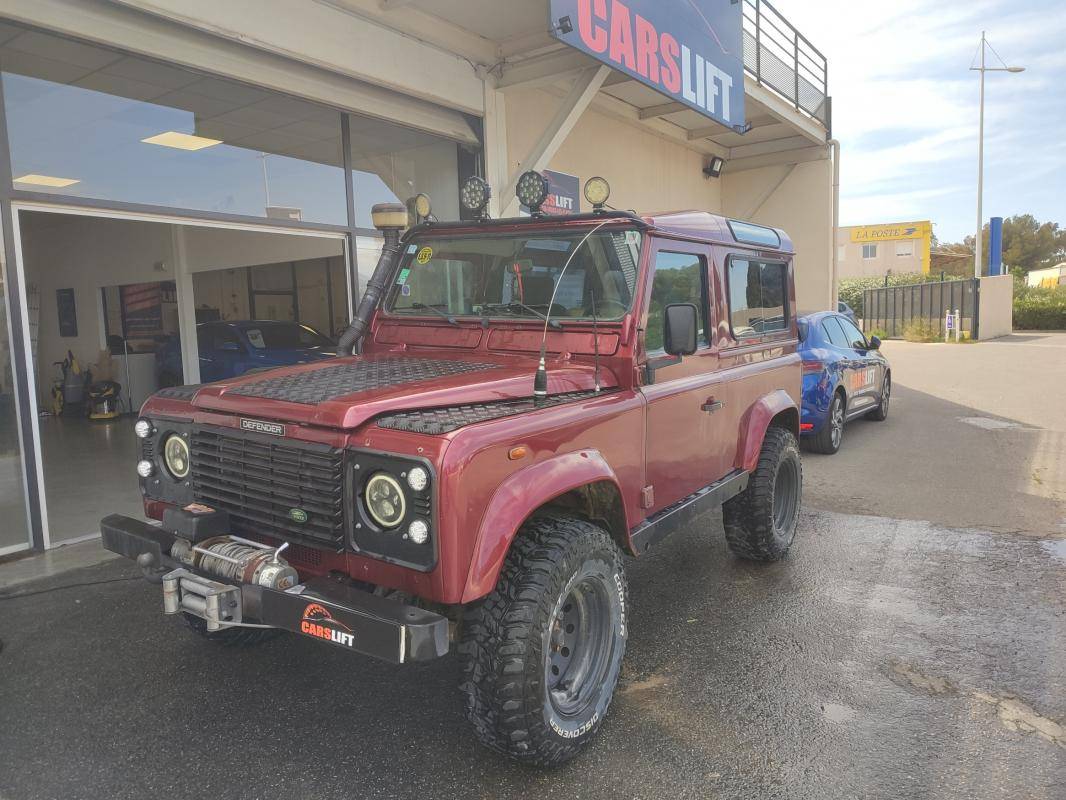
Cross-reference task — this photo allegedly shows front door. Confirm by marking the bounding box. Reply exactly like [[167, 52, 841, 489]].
[[836, 316, 882, 411], [641, 243, 733, 511]]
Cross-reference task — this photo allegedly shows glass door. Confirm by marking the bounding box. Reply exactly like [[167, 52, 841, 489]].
[[0, 221, 32, 553]]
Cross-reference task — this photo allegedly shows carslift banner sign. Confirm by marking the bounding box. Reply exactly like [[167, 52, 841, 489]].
[[548, 0, 745, 131]]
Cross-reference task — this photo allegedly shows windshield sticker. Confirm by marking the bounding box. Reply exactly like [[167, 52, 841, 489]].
[[416, 246, 434, 264], [625, 230, 641, 247], [396, 268, 411, 285], [406, 244, 417, 253], [401, 284, 412, 296], [523, 239, 571, 252]]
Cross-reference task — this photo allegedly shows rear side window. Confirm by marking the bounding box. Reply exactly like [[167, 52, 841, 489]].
[[727, 258, 789, 338], [822, 317, 851, 348]]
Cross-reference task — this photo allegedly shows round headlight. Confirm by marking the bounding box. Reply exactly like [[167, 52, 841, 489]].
[[584, 176, 611, 208], [136, 459, 154, 478], [134, 418, 152, 439], [163, 434, 190, 479], [460, 176, 491, 214], [516, 170, 550, 212], [406, 466, 429, 492], [365, 472, 406, 529], [407, 519, 429, 545]]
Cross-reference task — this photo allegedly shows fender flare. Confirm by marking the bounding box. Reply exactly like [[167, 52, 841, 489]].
[[461, 449, 627, 604], [735, 389, 799, 472]]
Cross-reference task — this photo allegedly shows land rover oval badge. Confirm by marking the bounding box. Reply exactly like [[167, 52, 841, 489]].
[[289, 508, 308, 524]]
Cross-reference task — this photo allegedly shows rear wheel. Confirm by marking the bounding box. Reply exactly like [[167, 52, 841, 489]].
[[866, 373, 890, 421], [459, 514, 628, 766], [723, 426, 802, 562], [808, 392, 844, 455]]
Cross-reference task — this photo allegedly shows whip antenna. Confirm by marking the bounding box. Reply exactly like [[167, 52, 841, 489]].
[[534, 219, 611, 399]]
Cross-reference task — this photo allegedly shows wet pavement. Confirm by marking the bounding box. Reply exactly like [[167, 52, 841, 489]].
[[1, 507, 1063, 799]]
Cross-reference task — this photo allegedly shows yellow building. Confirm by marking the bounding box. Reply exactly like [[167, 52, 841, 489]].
[[837, 221, 933, 278]]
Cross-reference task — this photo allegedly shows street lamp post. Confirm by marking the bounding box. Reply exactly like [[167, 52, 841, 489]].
[[971, 31, 1024, 279]]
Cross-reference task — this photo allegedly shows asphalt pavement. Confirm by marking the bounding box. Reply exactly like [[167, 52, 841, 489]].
[[1, 506, 1063, 800], [1, 333, 1064, 799]]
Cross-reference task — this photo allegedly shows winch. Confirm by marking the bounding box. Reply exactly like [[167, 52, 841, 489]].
[[163, 535, 298, 631]]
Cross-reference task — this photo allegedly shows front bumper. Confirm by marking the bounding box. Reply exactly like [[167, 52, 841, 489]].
[[100, 514, 449, 664]]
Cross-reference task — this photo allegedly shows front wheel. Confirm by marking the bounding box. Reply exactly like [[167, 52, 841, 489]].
[[723, 426, 802, 562], [866, 373, 890, 421], [459, 514, 628, 766]]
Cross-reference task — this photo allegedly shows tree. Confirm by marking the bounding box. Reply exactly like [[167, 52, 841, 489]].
[[954, 215, 1066, 274]]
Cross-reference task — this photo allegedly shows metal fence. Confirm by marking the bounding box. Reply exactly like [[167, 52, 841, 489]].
[[742, 0, 830, 131], [863, 279, 980, 339]]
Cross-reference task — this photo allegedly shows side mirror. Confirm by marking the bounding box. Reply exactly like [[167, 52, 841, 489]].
[[663, 303, 698, 356], [868, 335, 881, 350]]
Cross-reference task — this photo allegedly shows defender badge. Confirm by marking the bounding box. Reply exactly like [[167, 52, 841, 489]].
[[240, 418, 285, 436], [289, 508, 309, 524]]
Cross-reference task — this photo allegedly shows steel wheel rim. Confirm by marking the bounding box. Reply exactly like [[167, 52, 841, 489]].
[[773, 458, 800, 531], [546, 575, 613, 718], [830, 399, 844, 447]]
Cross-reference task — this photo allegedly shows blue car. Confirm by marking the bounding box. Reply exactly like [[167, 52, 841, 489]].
[[157, 320, 337, 384], [798, 311, 891, 454]]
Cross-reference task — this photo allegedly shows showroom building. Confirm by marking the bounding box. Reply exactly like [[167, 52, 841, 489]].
[[0, 0, 833, 555]]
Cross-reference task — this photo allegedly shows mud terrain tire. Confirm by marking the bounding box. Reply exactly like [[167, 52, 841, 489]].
[[723, 426, 802, 561], [182, 614, 283, 646], [459, 514, 628, 766]]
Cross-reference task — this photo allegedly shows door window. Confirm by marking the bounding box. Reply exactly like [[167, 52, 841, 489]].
[[727, 259, 788, 338], [645, 251, 708, 353], [837, 317, 869, 349]]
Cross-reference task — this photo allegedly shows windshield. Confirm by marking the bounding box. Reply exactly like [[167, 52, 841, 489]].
[[386, 229, 642, 322], [243, 323, 333, 350]]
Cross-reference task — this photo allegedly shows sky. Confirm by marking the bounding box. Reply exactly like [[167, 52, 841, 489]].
[[771, 0, 1066, 244]]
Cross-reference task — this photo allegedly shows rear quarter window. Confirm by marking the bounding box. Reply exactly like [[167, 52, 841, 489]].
[[727, 258, 789, 339]]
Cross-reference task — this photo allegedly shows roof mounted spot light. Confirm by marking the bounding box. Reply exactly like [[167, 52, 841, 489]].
[[460, 176, 491, 218], [408, 193, 434, 224], [584, 176, 611, 212], [516, 170, 550, 214], [703, 156, 725, 179]]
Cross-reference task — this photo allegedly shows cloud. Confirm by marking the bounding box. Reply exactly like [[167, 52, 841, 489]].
[[769, 0, 1066, 241]]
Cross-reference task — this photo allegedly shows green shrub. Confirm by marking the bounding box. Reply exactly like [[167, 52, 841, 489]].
[[1013, 285, 1066, 330], [866, 327, 890, 340], [902, 320, 941, 342]]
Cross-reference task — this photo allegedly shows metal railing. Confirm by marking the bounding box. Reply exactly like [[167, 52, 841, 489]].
[[742, 0, 830, 131]]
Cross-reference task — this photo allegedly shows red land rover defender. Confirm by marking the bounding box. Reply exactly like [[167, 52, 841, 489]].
[[103, 174, 802, 766]]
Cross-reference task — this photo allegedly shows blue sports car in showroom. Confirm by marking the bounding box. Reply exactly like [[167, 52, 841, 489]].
[[157, 320, 336, 384], [798, 311, 891, 454]]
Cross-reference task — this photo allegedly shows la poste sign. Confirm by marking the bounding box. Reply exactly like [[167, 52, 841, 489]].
[[549, 0, 745, 131]]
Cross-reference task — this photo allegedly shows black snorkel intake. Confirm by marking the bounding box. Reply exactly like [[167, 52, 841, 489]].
[[337, 202, 408, 355]]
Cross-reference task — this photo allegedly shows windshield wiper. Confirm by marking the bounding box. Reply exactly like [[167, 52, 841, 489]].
[[481, 302, 562, 329], [409, 302, 458, 326]]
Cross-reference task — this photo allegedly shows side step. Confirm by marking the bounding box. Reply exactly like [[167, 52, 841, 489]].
[[630, 469, 748, 555]]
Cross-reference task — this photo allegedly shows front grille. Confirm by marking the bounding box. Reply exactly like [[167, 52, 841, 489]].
[[190, 427, 344, 550]]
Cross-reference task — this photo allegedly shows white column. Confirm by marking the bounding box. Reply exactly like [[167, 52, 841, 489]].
[[171, 226, 200, 385]]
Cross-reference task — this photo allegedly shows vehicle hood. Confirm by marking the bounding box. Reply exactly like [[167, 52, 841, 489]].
[[183, 351, 616, 430]]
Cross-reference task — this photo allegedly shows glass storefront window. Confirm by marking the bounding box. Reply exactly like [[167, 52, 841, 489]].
[[1, 28, 347, 225], [0, 263, 31, 552], [348, 114, 462, 228]]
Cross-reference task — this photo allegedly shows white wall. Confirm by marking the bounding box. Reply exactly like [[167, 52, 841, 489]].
[[722, 158, 834, 314], [978, 275, 1013, 340], [504, 87, 723, 217]]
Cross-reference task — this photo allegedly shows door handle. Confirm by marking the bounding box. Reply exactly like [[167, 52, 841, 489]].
[[702, 399, 724, 414]]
